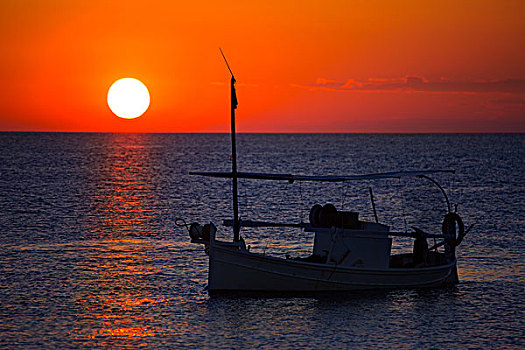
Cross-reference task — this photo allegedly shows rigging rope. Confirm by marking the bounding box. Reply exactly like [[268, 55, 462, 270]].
[[298, 181, 303, 212], [340, 181, 345, 210], [398, 177, 409, 233]]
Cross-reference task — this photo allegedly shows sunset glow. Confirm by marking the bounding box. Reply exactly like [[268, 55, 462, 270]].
[[0, 0, 523, 132]]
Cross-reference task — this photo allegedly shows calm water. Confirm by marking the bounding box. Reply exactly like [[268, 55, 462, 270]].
[[0, 133, 523, 349]]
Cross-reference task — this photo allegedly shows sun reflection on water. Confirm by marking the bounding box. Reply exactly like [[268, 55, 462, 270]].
[[75, 134, 170, 346]]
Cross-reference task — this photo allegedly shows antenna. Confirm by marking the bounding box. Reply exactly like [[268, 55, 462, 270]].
[[219, 48, 235, 78]]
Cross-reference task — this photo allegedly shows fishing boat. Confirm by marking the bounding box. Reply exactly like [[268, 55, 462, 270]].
[[179, 51, 473, 293]]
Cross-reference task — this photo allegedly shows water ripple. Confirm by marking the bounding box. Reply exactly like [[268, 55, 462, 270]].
[[0, 133, 523, 349]]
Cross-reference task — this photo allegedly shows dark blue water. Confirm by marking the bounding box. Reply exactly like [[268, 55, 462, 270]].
[[0, 133, 523, 349]]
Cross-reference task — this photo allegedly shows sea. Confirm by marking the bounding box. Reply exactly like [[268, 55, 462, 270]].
[[0, 133, 523, 349]]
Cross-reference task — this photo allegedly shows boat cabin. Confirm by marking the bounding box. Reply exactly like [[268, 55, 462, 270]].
[[296, 203, 390, 268]]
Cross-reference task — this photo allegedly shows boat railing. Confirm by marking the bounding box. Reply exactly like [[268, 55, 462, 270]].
[[222, 219, 450, 239]]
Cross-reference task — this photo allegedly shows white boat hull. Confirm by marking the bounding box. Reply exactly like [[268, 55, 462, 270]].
[[208, 241, 457, 293]]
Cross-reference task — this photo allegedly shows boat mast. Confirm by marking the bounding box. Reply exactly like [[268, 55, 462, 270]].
[[220, 48, 240, 242]]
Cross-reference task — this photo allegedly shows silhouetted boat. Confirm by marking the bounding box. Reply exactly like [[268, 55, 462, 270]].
[[180, 52, 473, 293]]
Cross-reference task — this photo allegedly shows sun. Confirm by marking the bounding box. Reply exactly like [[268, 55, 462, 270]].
[[107, 78, 150, 119]]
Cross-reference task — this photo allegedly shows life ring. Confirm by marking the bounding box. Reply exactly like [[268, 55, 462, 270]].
[[442, 212, 465, 247]]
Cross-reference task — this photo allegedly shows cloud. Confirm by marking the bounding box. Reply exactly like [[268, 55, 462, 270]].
[[315, 78, 338, 85], [294, 76, 525, 94]]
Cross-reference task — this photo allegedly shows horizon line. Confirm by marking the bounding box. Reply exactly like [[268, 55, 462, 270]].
[[0, 131, 523, 135]]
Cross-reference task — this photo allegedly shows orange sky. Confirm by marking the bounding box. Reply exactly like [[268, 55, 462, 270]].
[[0, 0, 524, 132]]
